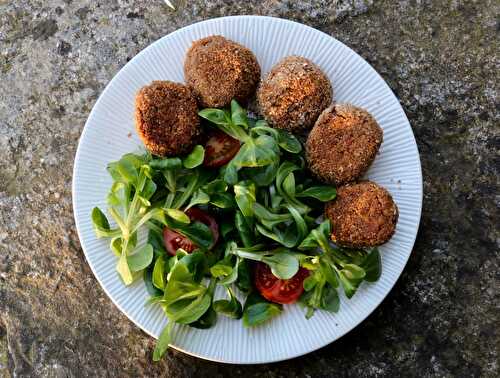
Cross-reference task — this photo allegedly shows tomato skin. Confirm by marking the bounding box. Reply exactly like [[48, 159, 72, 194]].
[[254, 263, 277, 292], [163, 229, 197, 255], [203, 129, 240, 168], [163, 207, 219, 256], [254, 263, 310, 304]]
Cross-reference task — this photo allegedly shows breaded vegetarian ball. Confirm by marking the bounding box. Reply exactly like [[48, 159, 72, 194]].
[[325, 181, 399, 248], [184, 35, 261, 108], [306, 104, 383, 186], [257, 56, 332, 132], [135, 81, 201, 157]]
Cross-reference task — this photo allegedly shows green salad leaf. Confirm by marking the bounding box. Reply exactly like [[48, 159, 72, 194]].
[[296, 186, 337, 201], [183, 145, 205, 169], [152, 254, 168, 291], [234, 180, 256, 217], [213, 286, 242, 319], [127, 244, 154, 272], [243, 292, 282, 327], [226, 242, 300, 280], [360, 248, 382, 282], [153, 322, 174, 362]]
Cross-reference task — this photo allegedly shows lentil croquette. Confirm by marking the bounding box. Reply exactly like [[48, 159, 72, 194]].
[[306, 104, 383, 186], [325, 181, 398, 248], [257, 56, 332, 132], [184, 35, 261, 108], [135, 81, 201, 157]]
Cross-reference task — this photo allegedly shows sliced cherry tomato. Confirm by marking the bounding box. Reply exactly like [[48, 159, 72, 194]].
[[254, 262, 310, 304], [163, 229, 197, 255], [163, 207, 219, 256], [203, 129, 240, 168]]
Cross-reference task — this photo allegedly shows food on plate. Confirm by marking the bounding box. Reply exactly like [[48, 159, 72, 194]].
[[325, 181, 398, 248], [135, 81, 201, 157], [184, 35, 261, 107], [305, 103, 383, 185], [257, 56, 332, 132], [91, 33, 400, 361]]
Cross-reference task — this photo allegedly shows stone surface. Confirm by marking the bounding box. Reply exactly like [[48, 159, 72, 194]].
[[0, 0, 499, 377]]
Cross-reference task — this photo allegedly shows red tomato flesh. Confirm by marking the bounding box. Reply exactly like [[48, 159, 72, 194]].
[[163, 207, 219, 256], [203, 129, 240, 168], [254, 262, 310, 304]]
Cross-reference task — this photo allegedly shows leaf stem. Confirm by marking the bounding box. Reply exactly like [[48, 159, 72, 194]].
[[109, 208, 128, 237], [172, 171, 199, 209], [164, 170, 176, 192], [231, 250, 265, 262]]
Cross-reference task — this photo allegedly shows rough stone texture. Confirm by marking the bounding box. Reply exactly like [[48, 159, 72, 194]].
[[0, 0, 498, 377]]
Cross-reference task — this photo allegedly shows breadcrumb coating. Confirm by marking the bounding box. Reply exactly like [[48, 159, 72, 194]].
[[306, 104, 383, 185], [257, 56, 332, 132], [325, 181, 398, 248], [184, 35, 261, 108], [135, 81, 201, 157]]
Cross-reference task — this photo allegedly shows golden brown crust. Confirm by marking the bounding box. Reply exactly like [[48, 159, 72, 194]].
[[305, 104, 383, 186], [325, 181, 398, 248], [134, 81, 201, 157], [184, 35, 261, 108], [257, 56, 332, 132]]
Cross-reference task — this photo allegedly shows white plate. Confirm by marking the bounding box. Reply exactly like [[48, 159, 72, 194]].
[[72, 16, 422, 364]]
